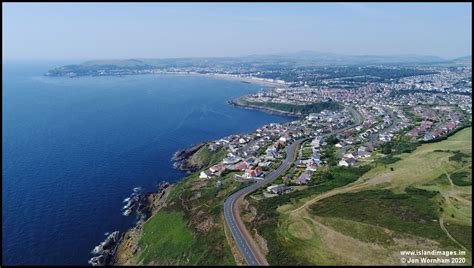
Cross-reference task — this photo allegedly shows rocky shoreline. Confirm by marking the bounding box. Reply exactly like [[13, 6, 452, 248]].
[[90, 183, 171, 266], [99, 140, 218, 266], [93, 87, 295, 266]]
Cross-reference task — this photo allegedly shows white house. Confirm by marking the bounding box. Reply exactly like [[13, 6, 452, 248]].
[[199, 170, 212, 179], [338, 159, 349, 167]]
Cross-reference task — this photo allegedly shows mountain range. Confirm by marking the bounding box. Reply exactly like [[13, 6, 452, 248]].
[[46, 51, 471, 76]]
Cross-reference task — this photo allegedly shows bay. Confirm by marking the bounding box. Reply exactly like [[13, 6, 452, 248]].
[[2, 61, 289, 265]]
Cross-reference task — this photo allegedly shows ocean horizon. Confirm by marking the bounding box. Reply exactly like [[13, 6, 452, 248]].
[[2, 61, 290, 265]]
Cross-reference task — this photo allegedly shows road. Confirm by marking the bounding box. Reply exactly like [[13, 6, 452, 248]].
[[369, 107, 399, 144], [224, 138, 304, 265], [223, 105, 363, 266]]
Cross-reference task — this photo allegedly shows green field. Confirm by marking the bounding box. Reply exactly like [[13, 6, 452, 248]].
[[137, 211, 194, 265]]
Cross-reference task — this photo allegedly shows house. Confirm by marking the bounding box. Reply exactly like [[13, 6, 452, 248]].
[[356, 149, 371, 158], [258, 161, 272, 169], [230, 161, 248, 171], [295, 170, 312, 185], [338, 159, 349, 167], [343, 153, 355, 159], [406, 128, 419, 139], [245, 157, 257, 167], [209, 163, 225, 173], [244, 166, 263, 179], [199, 170, 212, 179], [379, 134, 391, 142], [423, 132, 434, 141], [311, 137, 320, 148], [208, 143, 219, 151], [307, 113, 319, 121], [274, 139, 285, 149], [339, 157, 356, 167], [219, 138, 230, 144], [223, 155, 240, 164], [346, 157, 357, 165], [311, 150, 321, 165], [266, 184, 291, 195], [345, 137, 355, 144], [229, 144, 239, 153], [251, 144, 261, 151], [307, 163, 318, 172], [265, 146, 278, 159]]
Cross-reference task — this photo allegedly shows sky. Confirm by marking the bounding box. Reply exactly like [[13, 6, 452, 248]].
[[2, 3, 472, 61]]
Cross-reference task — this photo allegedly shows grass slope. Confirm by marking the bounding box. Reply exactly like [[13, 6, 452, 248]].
[[138, 211, 194, 264], [249, 127, 472, 265], [134, 164, 250, 265], [188, 146, 227, 169]]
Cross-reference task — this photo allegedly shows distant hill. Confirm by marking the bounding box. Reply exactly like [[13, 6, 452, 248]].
[[45, 51, 468, 77], [245, 51, 447, 65], [81, 59, 150, 67], [450, 55, 472, 65]]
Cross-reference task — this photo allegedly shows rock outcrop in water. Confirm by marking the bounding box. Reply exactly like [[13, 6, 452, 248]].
[[89, 183, 169, 266], [89, 231, 120, 266], [109, 183, 172, 265]]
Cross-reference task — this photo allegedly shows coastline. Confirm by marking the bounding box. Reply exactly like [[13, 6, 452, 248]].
[[172, 142, 207, 173], [173, 72, 304, 118], [159, 71, 287, 88], [108, 185, 173, 265], [103, 75, 291, 265]]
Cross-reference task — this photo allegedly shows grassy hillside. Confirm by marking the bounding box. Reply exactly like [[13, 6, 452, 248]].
[[187, 145, 227, 170], [247, 127, 472, 265], [137, 211, 194, 264], [132, 166, 251, 265]]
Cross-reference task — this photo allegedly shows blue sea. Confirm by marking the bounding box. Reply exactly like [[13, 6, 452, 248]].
[[2, 61, 289, 265]]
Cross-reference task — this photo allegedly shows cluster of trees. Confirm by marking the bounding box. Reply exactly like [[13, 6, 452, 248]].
[[248, 101, 341, 115], [325, 134, 339, 145], [321, 143, 339, 166], [380, 138, 419, 156]]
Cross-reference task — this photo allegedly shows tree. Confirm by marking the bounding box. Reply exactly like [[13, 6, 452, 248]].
[[382, 143, 392, 155], [325, 135, 339, 145]]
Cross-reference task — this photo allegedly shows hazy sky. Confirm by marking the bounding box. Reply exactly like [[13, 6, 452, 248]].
[[3, 3, 472, 61]]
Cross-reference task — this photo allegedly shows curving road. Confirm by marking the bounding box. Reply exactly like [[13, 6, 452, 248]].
[[224, 138, 304, 265], [224, 105, 363, 266]]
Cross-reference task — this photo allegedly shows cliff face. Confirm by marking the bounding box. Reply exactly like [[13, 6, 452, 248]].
[[112, 188, 172, 265]]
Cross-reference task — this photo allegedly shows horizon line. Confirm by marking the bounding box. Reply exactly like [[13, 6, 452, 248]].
[[3, 51, 472, 63]]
